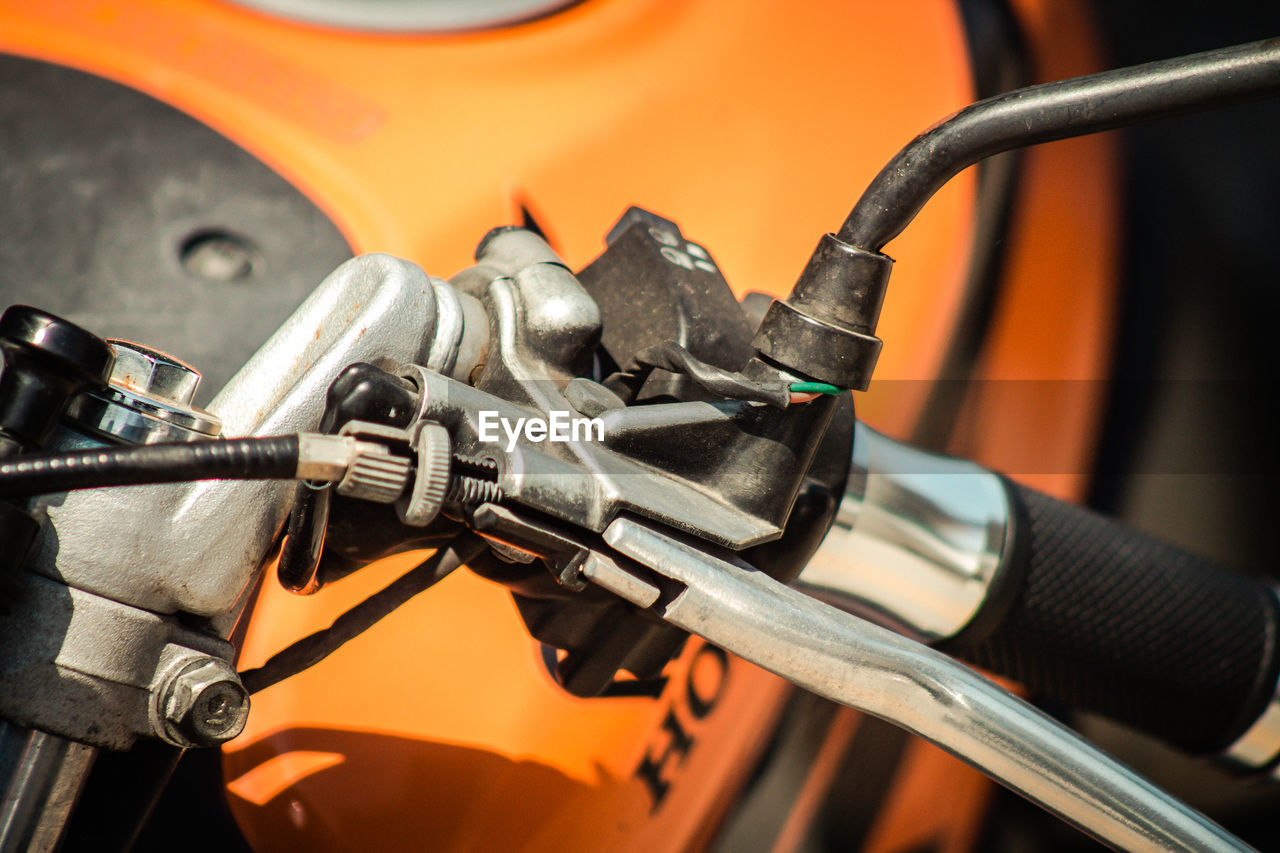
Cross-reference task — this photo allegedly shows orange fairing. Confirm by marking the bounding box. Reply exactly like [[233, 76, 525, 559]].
[[0, 0, 1115, 849], [0, 0, 978, 394]]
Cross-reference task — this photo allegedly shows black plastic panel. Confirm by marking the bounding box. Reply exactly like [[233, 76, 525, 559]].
[[0, 55, 353, 405]]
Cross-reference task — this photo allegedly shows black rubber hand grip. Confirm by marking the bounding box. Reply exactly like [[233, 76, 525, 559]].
[[946, 482, 1280, 755]]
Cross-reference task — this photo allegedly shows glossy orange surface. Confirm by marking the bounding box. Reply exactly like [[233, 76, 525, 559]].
[[0, 0, 1116, 848], [949, 0, 1120, 499]]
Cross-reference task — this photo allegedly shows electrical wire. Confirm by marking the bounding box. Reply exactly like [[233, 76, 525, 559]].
[[789, 382, 844, 395], [239, 533, 488, 694], [788, 382, 845, 404], [615, 341, 793, 407]]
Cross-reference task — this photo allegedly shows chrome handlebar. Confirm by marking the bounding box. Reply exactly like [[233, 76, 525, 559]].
[[0, 251, 1261, 853]]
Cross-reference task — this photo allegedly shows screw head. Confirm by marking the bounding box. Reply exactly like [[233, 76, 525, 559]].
[[161, 658, 249, 747]]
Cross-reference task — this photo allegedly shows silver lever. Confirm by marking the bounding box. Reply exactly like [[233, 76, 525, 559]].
[[588, 516, 1251, 853]]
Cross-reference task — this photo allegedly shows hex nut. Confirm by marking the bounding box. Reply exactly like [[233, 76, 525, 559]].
[[160, 658, 249, 747]]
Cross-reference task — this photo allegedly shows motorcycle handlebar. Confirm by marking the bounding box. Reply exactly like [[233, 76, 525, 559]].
[[946, 481, 1280, 762], [802, 422, 1280, 769]]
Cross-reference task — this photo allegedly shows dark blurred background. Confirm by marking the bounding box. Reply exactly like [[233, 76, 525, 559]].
[[987, 4, 1280, 850]]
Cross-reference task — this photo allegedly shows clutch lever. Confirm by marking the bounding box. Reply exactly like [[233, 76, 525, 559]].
[[587, 516, 1252, 853]]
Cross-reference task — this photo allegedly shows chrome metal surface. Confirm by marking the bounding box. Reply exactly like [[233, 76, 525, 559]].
[[797, 420, 1010, 641], [107, 341, 201, 404], [0, 722, 95, 853], [1224, 596, 1280, 770], [65, 340, 222, 443], [427, 280, 488, 382], [64, 390, 219, 444], [29, 255, 449, 620], [596, 517, 1251, 853], [295, 433, 372, 481], [225, 0, 580, 32], [581, 551, 661, 609]]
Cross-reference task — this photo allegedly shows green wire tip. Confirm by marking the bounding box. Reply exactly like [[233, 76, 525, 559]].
[[789, 382, 845, 395]]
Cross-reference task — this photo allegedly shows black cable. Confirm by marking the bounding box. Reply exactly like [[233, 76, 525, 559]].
[[277, 481, 332, 595], [0, 435, 301, 498], [239, 533, 488, 695], [619, 341, 791, 407], [840, 37, 1280, 251]]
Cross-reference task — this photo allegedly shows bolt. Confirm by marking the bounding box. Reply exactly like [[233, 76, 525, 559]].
[[161, 658, 249, 747]]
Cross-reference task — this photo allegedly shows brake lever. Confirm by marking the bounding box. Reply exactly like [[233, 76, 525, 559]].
[[586, 516, 1252, 853]]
